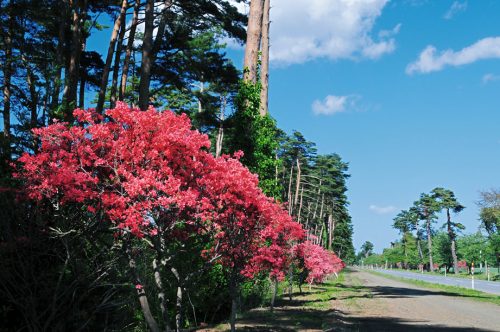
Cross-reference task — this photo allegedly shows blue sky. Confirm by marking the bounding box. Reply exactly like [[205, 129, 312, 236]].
[[259, 0, 500, 252], [88, 0, 500, 252]]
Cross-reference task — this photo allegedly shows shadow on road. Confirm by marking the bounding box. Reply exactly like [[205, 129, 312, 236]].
[[231, 279, 495, 332]]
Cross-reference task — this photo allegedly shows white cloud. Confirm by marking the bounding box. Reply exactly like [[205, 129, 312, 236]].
[[406, 37, 500, 74], [482, 73, 500, 84], [271, 0, 397, 65], [229, 0, 397, 66], [443, 1, 467, 20], [369, 204, 397, 214], [312, 95, 357, 115]]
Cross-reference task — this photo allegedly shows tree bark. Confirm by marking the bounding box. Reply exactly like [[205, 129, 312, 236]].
[[170, 267, 184, 332], [229, 272, 238, 332], [259, 0, 270, 116], [62, 0, 86, 121], [328, 214, 334, 250], [175, 286, 183, 332], [153, 258, 170, 331], [138, 0, 154, 111], [110, 5, 127, 109], [127, 247, 160, 332], [120, 0, 140, 101], [426, 215, 434, 272], [297, 186, 304, 223], [2, 3, 13, 157], [243, 0, 265, 83], [50, 0, 68, 117], [215, 96, 226, 157], [293, 159, 301, 210], [79, 76, 86, 108], [447, 208, 459, 274], [287, 165, 293, 214], [270, 277, 278, 312], [96, 0, 128, 113]]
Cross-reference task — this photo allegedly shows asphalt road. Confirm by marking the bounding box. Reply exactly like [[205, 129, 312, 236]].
[[344, 270, 500, 331], [371, 269, 500, 295]]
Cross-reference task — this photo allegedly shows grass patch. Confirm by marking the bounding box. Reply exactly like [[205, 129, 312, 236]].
[[208, 270, 355, 331], [403, 268, 500, 281], [369, 270, 500, 306]]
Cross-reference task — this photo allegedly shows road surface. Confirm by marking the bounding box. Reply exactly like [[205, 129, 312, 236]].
[[335, 270, 500, 331], [371, 268, 500, 295]]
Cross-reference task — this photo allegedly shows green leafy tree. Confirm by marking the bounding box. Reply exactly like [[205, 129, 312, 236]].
[[393, 209, 417, 268], [361, 241, 374, 258], [477, 189, 500, 267], [414, 193, 440, 271], [431, 187, 465, 274]]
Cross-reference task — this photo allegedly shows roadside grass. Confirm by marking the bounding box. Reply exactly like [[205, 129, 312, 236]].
[[400, 268, 500, 281], [369, 270, 500, 306], [206, 269, 358, 331]]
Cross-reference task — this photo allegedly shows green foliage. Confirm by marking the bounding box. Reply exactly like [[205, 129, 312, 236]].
[[229, 79, 282, 198]]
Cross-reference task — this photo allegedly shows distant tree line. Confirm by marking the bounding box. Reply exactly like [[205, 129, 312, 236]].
[[357, 188, 500, 279]]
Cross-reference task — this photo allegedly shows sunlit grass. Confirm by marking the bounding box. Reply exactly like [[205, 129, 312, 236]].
[[370, 271, 500, 306]]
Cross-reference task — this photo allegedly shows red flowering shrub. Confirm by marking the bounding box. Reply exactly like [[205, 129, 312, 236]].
[[294, 240, 345, 284], [17, 103, 211, 237], [457, 260, 467, 271]]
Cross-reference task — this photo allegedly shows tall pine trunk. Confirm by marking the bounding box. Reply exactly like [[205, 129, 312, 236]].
[[96, 0, 128, 113], [110, 7, 127, 109], [447, 208, 459, 274], [259, 0, 270, 116], [50, 0, 68, 117], [426, 215, 434, 272], [243, 0, 265, 83], [120, 0, 140, 101], [63, 0, 86, 121], [215, 96, 226, 157], [138, 0, 154, 111], [2, 3, 13, 156]]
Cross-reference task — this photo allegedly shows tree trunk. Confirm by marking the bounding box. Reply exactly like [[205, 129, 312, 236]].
[[120, 0, 140, 101], [328, 214, 334, 250], [96, 0, 128, 113], [127, 248, 160, 332], [287, 165, 293, 214], [312, 180, 322, 220], [415, 219, 424, 262], [426, 217, 434, 272], [153, 258, 170, 331], [297, 186, 304, 223], [79, 76, 86, 108], [110, 6, 127, 109], [78, 40, 86, 108], [215, 96, 226, 157], [63, 0, 86, 121], [2, 3, 13, 157], [138, 0, 154, 111], [175, 286, 183, 332], [293, 159, 301, 210], [259, 0, 270, 116], [270, 277, 278, 312], [243, 0, 265, 83], [229, 273, 238, 332], [50, 0, 68, 117], [447, 208, 459, 274]]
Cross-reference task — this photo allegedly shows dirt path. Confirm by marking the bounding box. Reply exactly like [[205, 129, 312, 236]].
[[201, 269, 500, 331], [337, 270, 500, 331]]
